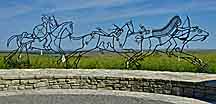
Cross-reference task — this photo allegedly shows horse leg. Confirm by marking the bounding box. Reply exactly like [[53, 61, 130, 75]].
[[172, 50, 207, 72], [45, 34, 52, 49], [4, 47, 21, 67], [166, 38, 177, 57], [74, 52, 82, 68], [126, 58, 141, 69], [64, 51, 79, 68], [74, 48, 96, 68], [24, 45, 30, 66], [55, 38, 66, 64], [137, 41, 160, 62], [17, 45, 25, 60], [5, 47, 20, 61], [126, 54, 140, 69], [125, 38, 151, 68]]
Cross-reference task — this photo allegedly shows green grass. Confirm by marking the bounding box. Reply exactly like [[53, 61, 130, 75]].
[[0, 51, 216, 73]]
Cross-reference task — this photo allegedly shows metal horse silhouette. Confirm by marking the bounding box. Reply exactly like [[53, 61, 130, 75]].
[[5, 15, 209, 70], [5, 15, 73, 67], [127, 16, 209, 69]]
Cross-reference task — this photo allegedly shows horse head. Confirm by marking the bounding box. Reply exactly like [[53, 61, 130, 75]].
[[189, 26, 209, 42], [176, 25, 209, 52], [175, 16, 209, 50]]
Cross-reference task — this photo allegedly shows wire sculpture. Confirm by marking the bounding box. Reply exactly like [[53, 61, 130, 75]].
[[4, 15, 209, 70], [127, 16, 209, 70], [5, 15, 74, 67]]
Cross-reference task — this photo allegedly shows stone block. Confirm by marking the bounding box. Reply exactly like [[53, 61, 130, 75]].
[[125, 77, 134, 81], [36, 82, 47, 88], [129, 81, 135, 85], [172, 87, 183, 96], [71, 86, 80, 89], [61, 84, 71, 89], [119, 86, 127, 91], [8, 86, 18, 90], [106, 77, 120, 80], [28, 80, 38, 84], [67, 79, 77, 84], [105, 87, 113, 90], [140, 82, 149, 87], [114, 84, 121, 88], [18, 85, 25, 90], [70, 84, 80, 86], [89, 85, 97, 89], [0, 80, 11, 85], [25, 85, 33, 89], [97, 82, 105, 88], [80, 76, 88, 80], [65, 79, 70, 82], [48, 80, 57, 83], [171, 81, 179, 87], [59, 81, 67, 85], [57, 79, 65, 82], [90, 81, 97, 85], [194, 89, 205, 98], [120, 81, 128, 84], [163, 89, 171, 94], [183, 87, 194, 97], [164, 83, 172, 89], [20, 80, 29, 85], [86, 79, 91, 84], [40, 79, 48, 82], [11, 80, 20, 85], [131, 85, 141, 91], [154, 88, 163, 94], [127, 84, 132, 88], [0, 85, 5, 88], [49, 85, 60, 89]]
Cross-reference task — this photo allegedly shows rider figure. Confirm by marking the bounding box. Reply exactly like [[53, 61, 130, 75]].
[[40, 15, 58, 50]]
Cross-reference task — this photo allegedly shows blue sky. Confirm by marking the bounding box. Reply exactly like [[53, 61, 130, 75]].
[[0, 0, 216, 50]]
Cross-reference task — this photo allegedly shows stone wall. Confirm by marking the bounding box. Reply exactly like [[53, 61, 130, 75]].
[[0, 69, 215, 101]]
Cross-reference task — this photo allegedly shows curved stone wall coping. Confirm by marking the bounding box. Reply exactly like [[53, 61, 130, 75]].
[[0, 89, 208, 104], [0, 69, 215, 82]]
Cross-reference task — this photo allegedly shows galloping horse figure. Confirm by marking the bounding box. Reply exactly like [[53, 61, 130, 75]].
[[131, 16, 209, 70], [115, 16, 182, 68], [5, 15, 74, 67], [65, 20, 135, 68]]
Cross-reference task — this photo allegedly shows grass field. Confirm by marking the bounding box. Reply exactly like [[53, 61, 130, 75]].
[[0, 50, 216, 74]]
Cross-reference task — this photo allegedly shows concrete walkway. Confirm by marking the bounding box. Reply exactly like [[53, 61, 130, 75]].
[[0, 89, 208, 104]]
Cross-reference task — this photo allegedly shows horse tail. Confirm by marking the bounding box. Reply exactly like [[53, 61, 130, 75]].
[[7, 35, 19, 47]]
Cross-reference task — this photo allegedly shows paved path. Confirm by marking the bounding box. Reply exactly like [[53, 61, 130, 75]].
[[0, 94, 173, 104], [0, 89, 208, 104]]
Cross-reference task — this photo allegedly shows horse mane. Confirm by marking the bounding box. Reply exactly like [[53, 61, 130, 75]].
[[152, 16, 181, 35]]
